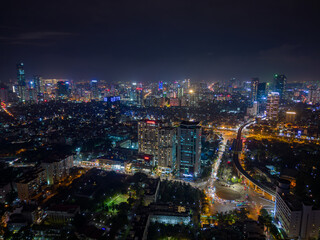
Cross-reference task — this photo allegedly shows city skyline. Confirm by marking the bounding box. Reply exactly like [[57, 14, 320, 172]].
[[1, 0, 320, 82]]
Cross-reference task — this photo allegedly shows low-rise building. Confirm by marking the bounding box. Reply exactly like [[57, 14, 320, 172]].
[[46, 205, 80, 224]]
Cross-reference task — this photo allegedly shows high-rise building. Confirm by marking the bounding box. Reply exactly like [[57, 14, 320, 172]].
[[274, 74, 287, 100], [266, 92, 280, 121], [307, 86, 320, 104], [177, 121, 201, 177], [33, 75, 43, 95], [17, 63, 26, 102], [41, 156, 73, 185], [138, 120, 168, 164], [275, 179, 320, 240], [90, 80, 99, 100], [158, 127, 176, 170], [257, 82, 268, 102], [57, 81, 70, 98], [250, 78, 259, 102], [0, 86, 9, 103]]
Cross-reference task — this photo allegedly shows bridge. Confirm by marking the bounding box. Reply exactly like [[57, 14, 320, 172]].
[[233, 120, 276, 201]]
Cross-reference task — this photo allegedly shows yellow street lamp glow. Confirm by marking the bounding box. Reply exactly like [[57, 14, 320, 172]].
[[189, 89, 194, 93]]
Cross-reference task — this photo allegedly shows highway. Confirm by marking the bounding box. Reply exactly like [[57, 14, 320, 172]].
[[233, 120, 276, 199]]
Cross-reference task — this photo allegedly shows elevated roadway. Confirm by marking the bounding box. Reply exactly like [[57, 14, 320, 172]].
[[233, 120, 276, 201]]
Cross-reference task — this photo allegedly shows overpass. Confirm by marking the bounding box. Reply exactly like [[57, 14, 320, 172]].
[[233, 120, 276, 201]]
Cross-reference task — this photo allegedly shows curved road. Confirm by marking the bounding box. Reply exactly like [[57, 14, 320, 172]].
[[233, 120, 276, 198]]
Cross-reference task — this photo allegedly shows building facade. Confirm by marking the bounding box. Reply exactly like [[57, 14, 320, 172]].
[[275, 179, 320, 240], [266, 92, 280, 121], [177, 121, 201, 177], [138, 120, 168, 164], [158, 127, 176, 171]]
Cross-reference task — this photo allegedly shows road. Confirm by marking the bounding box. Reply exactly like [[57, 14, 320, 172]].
[[202, 122, 274, 219]]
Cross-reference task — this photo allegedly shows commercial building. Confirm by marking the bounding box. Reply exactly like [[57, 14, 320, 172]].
[[57, 81, 70, 98], [275, 179, 320, 240], [90, 79, 99, 100], [266, 92, 280, 121], [250, 78, 259, 102], [308, 87, 320, 104], [16, 63, 26, 102], [257, 82, 268, 102], [138, 120, 168, 164], [285, 111, 296, 123], [273, 74, 287, 100], [177, 121, 201, 177]]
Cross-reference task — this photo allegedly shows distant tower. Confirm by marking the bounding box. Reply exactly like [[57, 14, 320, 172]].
[[33, 75, 42, 94], [266, 92, 280, 121], [273, 74, 287, 100], [57, 81, 70, 98], [90, 80, 99, 100], [17, 63, 26, 102], [257, 82, 267, 102], [177, 121, 201, 177], [250, 78, 259, 102]]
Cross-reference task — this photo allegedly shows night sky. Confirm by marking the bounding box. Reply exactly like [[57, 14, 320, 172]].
[[0, 0, 319, 83]]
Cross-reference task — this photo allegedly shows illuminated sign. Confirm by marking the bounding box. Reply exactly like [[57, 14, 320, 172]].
[[146, 121, 156, 124]]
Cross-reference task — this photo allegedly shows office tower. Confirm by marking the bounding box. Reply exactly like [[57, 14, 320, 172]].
[[275, 179, 320, 239], [136, 88, 144, 106], [57, 81, 70, 98], [286, 111, 296, 123], [274, 74, 287, 100], [177, 86, 184, 98], [17, 63, 26, 102], [0, 86, 9, 103], [257, 82, 267, 102], [138, 120, 168, 164], [250, 78, 259, 102], [307, 86, 320, 104], [158, 127, 176, 170], [266, 92, 280, 121], [246, 101, 258, 116], [33, 75, 42, 94], [177, 121, 201, 177], [159, 81, 163, 90], [90, 80, 99, 100]]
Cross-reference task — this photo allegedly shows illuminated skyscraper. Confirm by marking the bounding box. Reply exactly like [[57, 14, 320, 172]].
[[90, 80, 99, 100], [250, 77, 259, 102], [257, 82, 268, 102], [17, 63, 26, 102], [177, 121, 201, 177], [138, 120, 168, 164], [57, 81, 70, 98], [274, 74, 287, 100], [33, 75, 42, 95], [266, 92, 280, 121], [158, 127, 176, 170]]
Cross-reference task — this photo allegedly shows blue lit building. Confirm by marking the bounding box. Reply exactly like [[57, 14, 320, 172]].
[[274, 74, 287, 100], [57, 81, 70, 98], [177, 121, 201, 177], [90, 80, 99, 100], [17, 63, 26, 102]]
